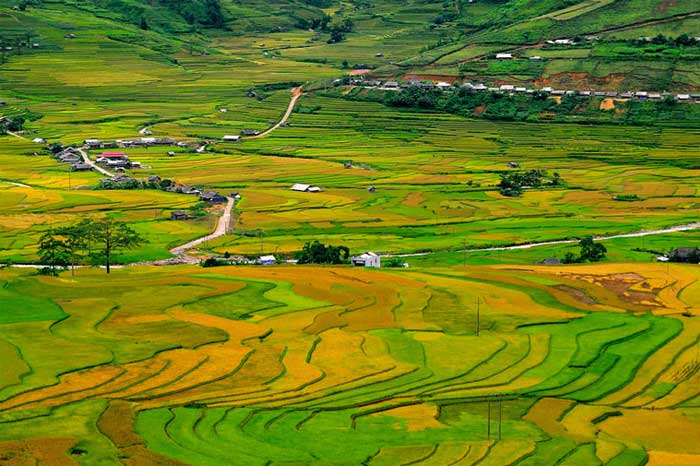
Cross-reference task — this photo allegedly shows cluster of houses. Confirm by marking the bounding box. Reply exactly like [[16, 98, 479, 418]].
[[52, 147, 92, 172], [353, 78, 700, 102], [84, 137, 180, 150]]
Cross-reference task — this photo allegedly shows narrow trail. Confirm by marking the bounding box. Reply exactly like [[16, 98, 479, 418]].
[[0, 180, 30, 188], [5, 131, 27, 140], [247, 87, 303, 140], [169, 196, 235, 257], [388, 222, 700, 258], [78, 148, 113, 177]]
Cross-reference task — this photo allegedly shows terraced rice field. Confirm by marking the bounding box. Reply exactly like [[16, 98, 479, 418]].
[[1, 263, 699, 464]]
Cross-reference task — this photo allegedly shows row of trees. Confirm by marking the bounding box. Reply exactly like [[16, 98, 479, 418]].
[[39, 219, 144, 275], [296, 241, 350, 264], [498, 170, 565, 197]]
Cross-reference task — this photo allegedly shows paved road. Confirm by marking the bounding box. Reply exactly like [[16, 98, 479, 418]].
[[78, 148, 114, 176], [169, 196, 235, 256], [247, 87, 303, 139], [388, 222, 700, 258]]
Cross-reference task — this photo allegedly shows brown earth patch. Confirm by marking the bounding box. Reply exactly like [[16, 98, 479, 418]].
[[555, 285, 597, 305], [0, 438, 78, 466]]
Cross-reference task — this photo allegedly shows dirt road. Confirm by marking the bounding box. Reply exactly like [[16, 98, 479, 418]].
[[247, 87, 303, 139]]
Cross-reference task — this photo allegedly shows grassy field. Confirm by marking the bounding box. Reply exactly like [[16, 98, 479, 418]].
[[0, 263, 699, 464]]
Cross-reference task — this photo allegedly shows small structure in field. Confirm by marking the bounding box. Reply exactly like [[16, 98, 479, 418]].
[[367, 186, 376, 193], [508, 161, 519, 168], [230, 192, 242, 200], [495, 53, 513, 60], [291, 183, 322, 193], [171, 210, 192, 221], [669, 247, 700, 263], [223, 135, 240, 142], [538, 258, 561, 265], [200, 191, 227, 203], [257, 255, 277, 265], [70, 163, 93, 172], [241, 129, 260, 136], [32, 137, 46, 144], [352, 252, 381, 268]]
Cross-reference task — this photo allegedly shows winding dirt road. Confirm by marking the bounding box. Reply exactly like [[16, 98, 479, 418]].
[[247, 87, 303, 139], [169, 196, 235, 258]]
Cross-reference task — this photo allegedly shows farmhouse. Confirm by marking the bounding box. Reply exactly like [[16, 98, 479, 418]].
[[59, 153, 81, 163], [200, 191, 227, 203], [223, 135, 241, 142], [70, 163, 93, 172], [84, 139, 101, 148], [229, 192, 242, 200], [171, 210, 192, 221], [290, 183, 323, 192], [32, 137, 46, 144], [241, 129, 260, 136], [495, 53, 513, 60], [257, 255, 277, 265], [669, 247, 700, 263], [351, 252, 381, 268]]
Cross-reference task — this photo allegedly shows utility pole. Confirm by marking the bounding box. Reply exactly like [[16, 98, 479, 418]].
[[462, 239, 466, 267], [498, 395, 503, 441], [487, 398, 491, 440], [476, 297, 480, 336]]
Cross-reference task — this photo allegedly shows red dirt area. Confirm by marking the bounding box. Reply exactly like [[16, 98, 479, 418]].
[[348, 69, 371, 76], [535, 72, 627, 89], [0, 438, 78, 466], [658, 0, 677, 13]]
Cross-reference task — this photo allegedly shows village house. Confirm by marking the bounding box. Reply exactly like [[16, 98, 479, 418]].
[[84, 139, 102, 148], [200, 191, 227, 203], [171, 210, 192, 221], [495, 53, 513, 60], [229, 192, 242, 200], [223, 135, 241, 142], [70, 163, 93, 172], [669, 247, 700, 263], [291, 183, 322, 192], [241, 129, 260, 136], [351, 252, 381, 268], [257, 255, 277, 266]]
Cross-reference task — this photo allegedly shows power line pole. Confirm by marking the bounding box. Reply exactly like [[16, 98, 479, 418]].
[[498, 395, 503, 441], [487, 398, 491, 440], [462, 239, 466, 267], [476, 297, 480, 336]]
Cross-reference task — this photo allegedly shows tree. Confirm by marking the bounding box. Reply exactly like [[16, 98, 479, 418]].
[[86, 219, 146, 274], [38, 231, 71, 275], [579, 236, 607, 262], [296, 241, 349, 264], [55, 220, 90, 276], [140, 16, 149, 31]]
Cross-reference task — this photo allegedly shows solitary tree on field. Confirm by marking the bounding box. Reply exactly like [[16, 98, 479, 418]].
[[86, 219, 145, 274]]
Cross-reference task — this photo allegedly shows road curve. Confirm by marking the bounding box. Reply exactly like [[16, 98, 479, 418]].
[[169, 196, 235, 256], [247, 87, 303, 140], [78, 148, 114, 177], [388, 222, 700, 258]]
